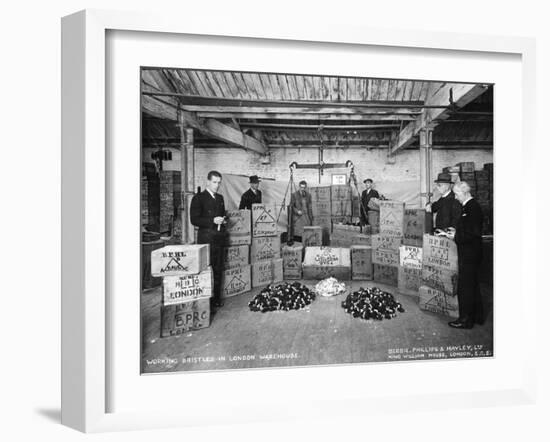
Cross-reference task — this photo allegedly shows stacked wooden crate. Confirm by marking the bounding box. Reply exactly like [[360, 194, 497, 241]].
[[249, 203, 283, 288], [159, 170, 181, 233], [330, 223, 362, 247], [151, 244, 212, 337], [418, 234, 459, 318], [141, 165, 160, 232], [310, 186, 331, 243], [222, 209, 252, 297], [330, 185, 351, 225], [282, 242, 304, 280], [302, 226, 323, 247], [397, 208, 430, 297]]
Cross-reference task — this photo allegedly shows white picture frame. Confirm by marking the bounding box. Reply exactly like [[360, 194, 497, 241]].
[[61, 9, 537, 433]]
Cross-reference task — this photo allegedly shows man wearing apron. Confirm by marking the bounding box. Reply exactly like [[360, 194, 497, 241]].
[[290, 180, 313, 242]]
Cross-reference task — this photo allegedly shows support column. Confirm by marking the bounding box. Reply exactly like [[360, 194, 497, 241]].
[[419, 127, 434, 208], [185, 128, 195, 244]]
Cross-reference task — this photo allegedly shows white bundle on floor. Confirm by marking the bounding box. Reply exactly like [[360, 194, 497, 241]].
[[314, 277, 346, 297]]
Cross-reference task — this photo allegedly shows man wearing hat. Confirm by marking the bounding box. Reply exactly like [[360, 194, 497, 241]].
[[426, 172, 462, 231], [239, 175, 262, 210], [360, 178, 380, 225]]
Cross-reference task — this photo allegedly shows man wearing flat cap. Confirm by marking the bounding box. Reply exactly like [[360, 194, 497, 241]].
[[239, 175, 262, 210], [426, 172, 462, 232], [360, 178, 379, 226]]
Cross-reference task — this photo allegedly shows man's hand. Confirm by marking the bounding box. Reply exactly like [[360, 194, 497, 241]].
[[425, 202, 432, 213], [297, 210, 303, 216], [445, 227, 456, 239], [214, 216, 225, 225]]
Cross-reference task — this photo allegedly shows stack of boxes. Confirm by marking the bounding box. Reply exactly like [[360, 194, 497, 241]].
[[141, 172, 160, 232], [159, 170, 181, 234], [310, 186, 332, 244], [282, 242, 304, 280], [302, 226, 323, 247], [397, 208, 429, 297], [330, 224, 362, 247], [418, 235, 460, 318], [330, 185, 351, 225], [151, 244, 212, 337], [250, 203, 283, 288], [222, 209, 252, 298], [371, 201, 405, 287], [440, 161, 494, 235]]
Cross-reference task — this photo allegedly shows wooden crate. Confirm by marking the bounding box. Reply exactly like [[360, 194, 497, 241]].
[[225, 209, 252, 245], [403, 208, 431, 247], [352, 233, 372, 246], [331, 199, 352, 217], [303, 226, 323, 247], [282, 242, 303, 279], [373, 264, 398, 287], [311, 200, 331, 216], [379, 200, 405, 237], [331, 185, 351, 200], [142, 239, 165, 289], [372, 234, 402, 253], [398, 266, 422, 297], [399, 245, 423, 270], [302, 246, 351, 280], [221, 265, 252, 298], [151, 244, 210, 277], [223, 245, 249, 269], [251, 236, 281, 262], [162, 268, 213, 306], [252, 258, 284, 288], [311, 186, 331, 202], [457, 162, 475, 173], [351, 246, 373, 280], [418, 285, 459, 319], [422, 234, 458, 272], [251, 203, 278, 237], [421, 265, 458, 295], [160, 299, 210, 337]]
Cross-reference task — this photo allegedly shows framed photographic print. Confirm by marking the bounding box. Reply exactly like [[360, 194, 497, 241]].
[[62, 9, 537, 433]]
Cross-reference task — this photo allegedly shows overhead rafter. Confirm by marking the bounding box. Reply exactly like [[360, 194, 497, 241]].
[[141, 94, 268, 155], [390, 83, 490, 154]]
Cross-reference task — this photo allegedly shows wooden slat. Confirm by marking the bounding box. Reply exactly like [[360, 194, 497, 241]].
[[240, 73, 260, 99], [378, 80, 390, 101], [259, 74, 275, 100], [212, 71, 233, 97], [231, 72, 249, 99], [269, 74, 282, 99], [203, 71, 225, 97], [387, 80, 397, 101], [285, 75, 299, 100], [186, 70, 211, 96], [304, 76, 315, 100], [313, 76, 322, 101], [295, 75, 306, 100], [278, 74, 292, 101], [174, 70, 197, 95]]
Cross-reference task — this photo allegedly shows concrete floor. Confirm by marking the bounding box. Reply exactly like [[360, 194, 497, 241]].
[[141, 280, 493, 374]]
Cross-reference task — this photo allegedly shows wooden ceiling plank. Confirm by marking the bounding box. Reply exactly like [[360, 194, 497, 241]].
[[259, 74, 275, 100], [212, 71, 233, 98], [184, 105, 422, 115], [203, 71, 225, 97], [285, 75, 299, 100], [174, 70, 197, 95], [269, 74, 282, 99], [230, 72, 249, 99], [186, 70, 211, 97]]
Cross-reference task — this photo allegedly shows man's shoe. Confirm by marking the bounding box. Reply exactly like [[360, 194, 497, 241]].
[[214, 300, 224, 308]]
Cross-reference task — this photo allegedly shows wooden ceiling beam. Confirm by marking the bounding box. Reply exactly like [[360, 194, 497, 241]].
[[198, 113, 417, 121], [141, 95, 267, 155], [183, 105, 422, 115], [390, 83, 490, 154]]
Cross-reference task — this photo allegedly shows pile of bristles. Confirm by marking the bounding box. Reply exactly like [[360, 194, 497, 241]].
[[341, 287, 405, 320], [248, 282, 315, 313]]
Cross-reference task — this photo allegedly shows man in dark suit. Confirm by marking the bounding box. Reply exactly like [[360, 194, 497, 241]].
[[239, 175, 262, 210], [290, 180, 313, 242], [442, 181, 484, 329], [426, 173, 462, 231], [190, 170, 227, 312], [360, 178, 379, 225]]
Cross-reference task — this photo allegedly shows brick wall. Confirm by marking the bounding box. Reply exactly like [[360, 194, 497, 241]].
[[143, 146, 493, 190]]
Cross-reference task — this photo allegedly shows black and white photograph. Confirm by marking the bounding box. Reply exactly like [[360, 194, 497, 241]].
[[140, 68, 494, 374]]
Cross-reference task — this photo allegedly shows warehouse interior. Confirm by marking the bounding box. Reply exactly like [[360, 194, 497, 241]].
[[140, 68, 493, 373]]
